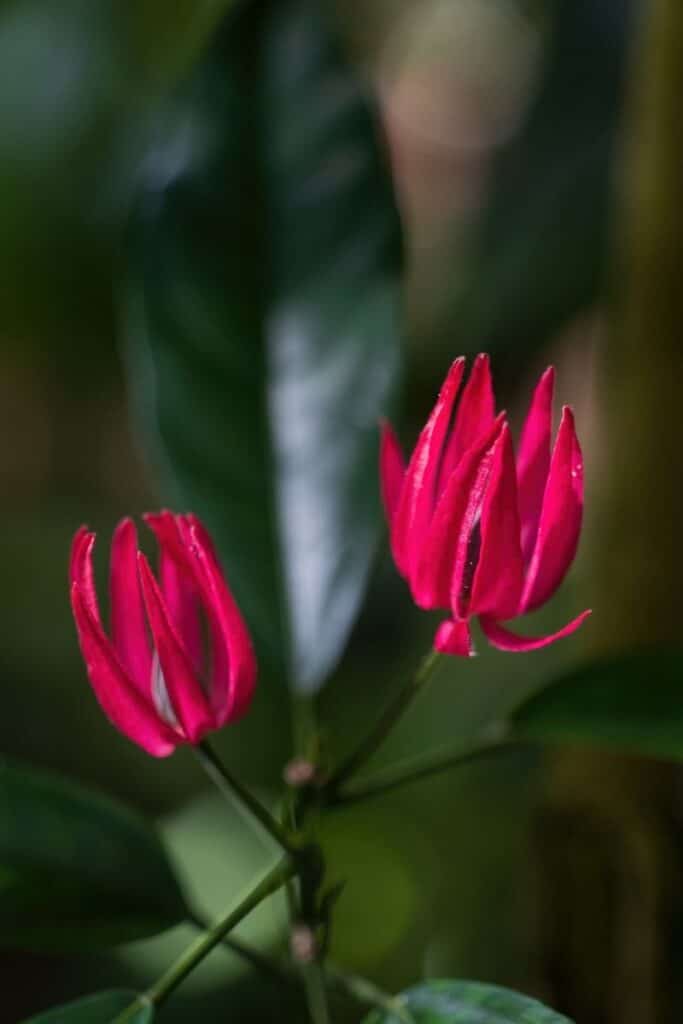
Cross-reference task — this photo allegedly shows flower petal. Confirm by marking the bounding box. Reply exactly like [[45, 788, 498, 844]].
[[110, 518, 153, 688], [379, 419, 406, 535], [413, 415, 504, 608], [468, 424, 525, 620], [438, 353, 495, 493], [517, 367, 554, 565], [479, 609, 592, 652], [434, 618, 474, 656], [184, 515, 257, 725], [69, 527, 99, 620], [138, 553, 214, 744], [392, 358, 465, 577], [71, 583, 177, 757], [521, 406, 584, 613], [144, 512, 203, 672]]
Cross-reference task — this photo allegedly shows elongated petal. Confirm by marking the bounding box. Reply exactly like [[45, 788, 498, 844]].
[[69, 528, 99, 620], [71, 583, 177, 757], [438, 353, 495, 494], [479, 609, 592, 652], [414, 415, 504, 608], [379, 419, 406, 534], [110, 519, 152, 688], [392, 358, 465, 577], [468, 424, 525, 620], [434, 618, 473, 656], [184, 515, 257, 724], [138, 554, 214, 743], [521, 406, 584, 613], [517, 367, 554, 565], [144, 512, 203, 672]]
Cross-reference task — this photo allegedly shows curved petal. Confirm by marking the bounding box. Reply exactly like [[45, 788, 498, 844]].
[[479, 609, 591, 652], [184, 515, 257, 724], [379, 419, 406, 537], [392, 358, 465, 578], [144, 512, 203, 672], [69, 528, 99, 620], [521, 406, 584, 613], [110, 519, 153, 688], [517, 367, 554, 565], [468, 424, 525, 620], [413, 415, 504, 608], [138, 554, 214, 744], [71, 583, 177, 757], [434, 618, 474, 657], [438, 353, 495, 494]]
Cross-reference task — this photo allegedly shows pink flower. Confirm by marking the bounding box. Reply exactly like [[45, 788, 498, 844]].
[[380, 355, 591, 656], [70, 511, 257, 756]]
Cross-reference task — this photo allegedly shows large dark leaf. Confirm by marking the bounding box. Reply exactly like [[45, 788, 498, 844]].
[[126, 0, 402, 692], [512, 651, 683, 760], [452, 0, 634, 366], [0, 757, 187, 950], [21, 991, 151, 1024], [362, 979, 571, 1023]]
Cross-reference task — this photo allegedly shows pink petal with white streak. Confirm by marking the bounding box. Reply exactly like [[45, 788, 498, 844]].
[[110, 519, 153, 688], [392, 358, 465, 577], [437, 353, 495, 493], [468, 425, 525, 620], [138, 553, 214, 743], [521, 407, 584, 613], [517, 367, 554, 565], [71, 583, 177, 757]]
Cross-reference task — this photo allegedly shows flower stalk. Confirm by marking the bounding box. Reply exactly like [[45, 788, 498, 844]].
[[194, 740, 299, 857]]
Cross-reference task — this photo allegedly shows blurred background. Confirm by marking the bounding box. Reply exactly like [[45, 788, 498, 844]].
[[1, 0, 682, 1020]]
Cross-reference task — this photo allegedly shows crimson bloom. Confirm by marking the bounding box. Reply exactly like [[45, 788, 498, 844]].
[[380, 355, 590, 656], [70, 511, 256, 756]]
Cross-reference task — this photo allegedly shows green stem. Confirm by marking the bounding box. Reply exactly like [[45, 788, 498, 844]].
[[327, 964, 416, 1024], [195, 740, 298, 856], [114, 860, 296, 1021], [186, 907, 292, 987], [330, 730, 517, 808], [301, 960, 332, 1024], [325, 649, 442, 793]]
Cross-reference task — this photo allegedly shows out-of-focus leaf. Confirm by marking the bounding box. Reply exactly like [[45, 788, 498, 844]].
[[126, 0, 402, 692], [0, 757, 187, 950], [361, 979, 571, 1022], [21, 990, 150, 1024], [452, 0, 634, 364], [512, 652, 683, 760]]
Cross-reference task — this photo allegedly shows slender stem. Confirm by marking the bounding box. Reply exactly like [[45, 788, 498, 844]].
[[301, 961, 332, 1024], [113, 860, 296, 1021], [326, 648, 442, 792], [194, 740, 298, 856], [327, 964, 416, 1024], [186, 907, 293, 987], [330, 731, 519, 809]]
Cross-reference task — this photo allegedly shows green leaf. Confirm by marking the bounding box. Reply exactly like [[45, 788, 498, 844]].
[[0, 757, 187, 951], [126, 0, 402, 692], [451, 0, 632, 364], [512, 651, 683, 760], [362, 979, 572, 1023], [20, 990, 151, 1024]]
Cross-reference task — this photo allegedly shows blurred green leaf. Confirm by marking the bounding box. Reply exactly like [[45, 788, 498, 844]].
[[126, 0, 402, 692], [0, 757, 187, 951], [21, 990, 150, 1023], [512, 652, 683, 759], [362, 979, 571, 1023], [452, 0, 633, 365]]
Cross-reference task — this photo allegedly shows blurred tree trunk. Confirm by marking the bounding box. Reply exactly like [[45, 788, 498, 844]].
[[537, 1, 683, 1021]]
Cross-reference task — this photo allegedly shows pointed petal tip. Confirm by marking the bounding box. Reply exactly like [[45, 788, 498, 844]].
[[480, 608, 591, 653]]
